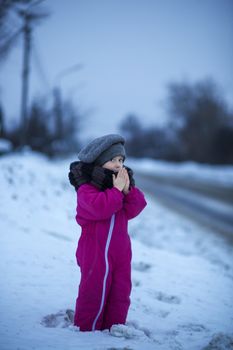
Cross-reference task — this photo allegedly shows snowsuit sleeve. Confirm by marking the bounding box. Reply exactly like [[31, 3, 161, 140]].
[[123, 186, 147, 220], [77, 184, 124, 221]]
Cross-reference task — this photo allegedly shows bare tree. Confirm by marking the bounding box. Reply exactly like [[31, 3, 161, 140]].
[[166, 78, 232, 163]]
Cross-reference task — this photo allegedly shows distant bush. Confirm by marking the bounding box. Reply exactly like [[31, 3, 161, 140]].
[[3, 94, 81, 157]]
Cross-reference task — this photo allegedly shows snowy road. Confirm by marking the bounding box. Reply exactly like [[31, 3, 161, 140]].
[[135, 173, 233, 242]]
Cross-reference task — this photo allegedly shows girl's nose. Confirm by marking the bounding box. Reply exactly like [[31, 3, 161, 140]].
[[114, 164, 122, 171], [116, 161, 123, 167]]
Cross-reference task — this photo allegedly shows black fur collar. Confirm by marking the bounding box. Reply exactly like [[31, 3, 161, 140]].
[[69, 161, 135, 191]]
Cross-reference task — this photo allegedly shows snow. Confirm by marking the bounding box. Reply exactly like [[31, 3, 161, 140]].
[[0, 138, 13, 153], [128, 158, 233, 188], [0, 151, 233, 350]]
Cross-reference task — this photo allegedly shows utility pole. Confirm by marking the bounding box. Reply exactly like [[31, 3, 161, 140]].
[[53, 87, 63, 140], [19, 10, 31, 147], [17, 4, 48, 148], [0, 1, 48, 148]]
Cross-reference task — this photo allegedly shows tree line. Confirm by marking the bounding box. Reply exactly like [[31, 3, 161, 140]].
[[0, 78, 232, 164], [119, 79, 233, 165]]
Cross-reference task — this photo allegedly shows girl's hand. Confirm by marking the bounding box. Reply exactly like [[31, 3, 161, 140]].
[[113, 168, 127, 192], [123, 169, 130, 195]]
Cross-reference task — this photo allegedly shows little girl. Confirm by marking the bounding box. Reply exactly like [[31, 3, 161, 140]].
[[69, 134, 147, 331]]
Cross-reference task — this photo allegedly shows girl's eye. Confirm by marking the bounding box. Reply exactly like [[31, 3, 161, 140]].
[[111, 158, 124, 163]]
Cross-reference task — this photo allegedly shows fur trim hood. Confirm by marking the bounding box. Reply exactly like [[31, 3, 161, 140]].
[[69, 161, 135, 191]]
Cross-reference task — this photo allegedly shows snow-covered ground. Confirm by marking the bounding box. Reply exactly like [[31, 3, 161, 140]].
[[0, 151, 233, 350]]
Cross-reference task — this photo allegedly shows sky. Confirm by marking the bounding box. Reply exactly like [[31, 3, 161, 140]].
[[0, 0, 233, 140]]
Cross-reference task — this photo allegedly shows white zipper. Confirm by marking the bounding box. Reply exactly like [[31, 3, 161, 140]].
[[92, 214, 115, 331]]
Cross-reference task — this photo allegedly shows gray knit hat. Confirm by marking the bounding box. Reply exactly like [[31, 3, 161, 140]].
[[78, 134, 126, 165]]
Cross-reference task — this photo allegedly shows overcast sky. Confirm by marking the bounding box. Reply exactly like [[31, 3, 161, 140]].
[[0, 0, 233, 140]]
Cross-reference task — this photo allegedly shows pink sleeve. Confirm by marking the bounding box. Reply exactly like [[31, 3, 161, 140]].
[[77, 184, 124, 221], [123, 186, 147, 220]]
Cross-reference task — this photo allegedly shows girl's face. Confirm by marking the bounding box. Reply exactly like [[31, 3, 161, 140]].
[[102, 155, 124, 172]]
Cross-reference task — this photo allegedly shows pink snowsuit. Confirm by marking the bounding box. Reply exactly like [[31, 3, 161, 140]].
[[74, 183, 147, 331]]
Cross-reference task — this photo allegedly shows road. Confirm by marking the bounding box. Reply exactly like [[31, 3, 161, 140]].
[[135, 172, 233, 243]]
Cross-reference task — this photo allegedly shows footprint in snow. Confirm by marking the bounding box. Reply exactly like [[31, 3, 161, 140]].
[[43, 229, 73, 242], [178, 323, 209, 333], [158, 310, 170, 318], [132, 262, 151, 272], [132, 278, 141, 287], [106, 347, 133, 350], [153, 291, 181, 304], [41, 309, 74, 328], [202, 332, 233, 350]]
